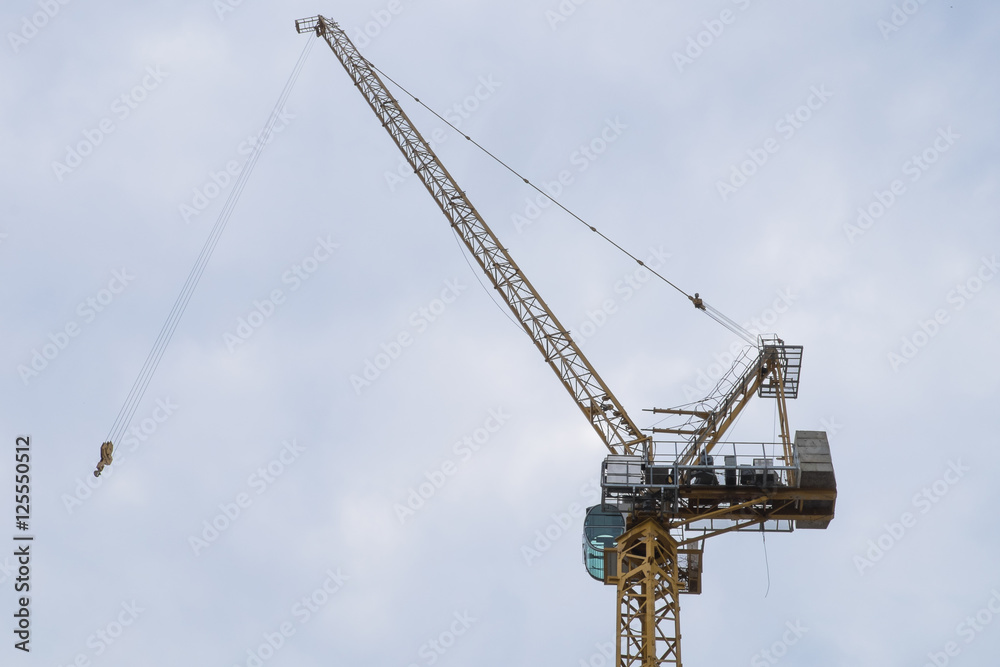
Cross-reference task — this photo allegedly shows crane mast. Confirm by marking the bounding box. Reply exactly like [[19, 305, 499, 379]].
[[298, 15, 836, 667]]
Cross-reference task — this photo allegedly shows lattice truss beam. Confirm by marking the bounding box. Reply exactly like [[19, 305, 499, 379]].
[[615, 519, 682, 667], [654, 344, 797, 469], [297, 15, 647, 455]]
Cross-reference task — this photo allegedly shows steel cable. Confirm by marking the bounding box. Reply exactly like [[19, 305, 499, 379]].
[[363, 57, 756, 344], [104, 38, 315, 456]]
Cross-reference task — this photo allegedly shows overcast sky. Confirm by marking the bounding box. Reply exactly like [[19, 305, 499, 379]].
[[3, 1, 999, 666]]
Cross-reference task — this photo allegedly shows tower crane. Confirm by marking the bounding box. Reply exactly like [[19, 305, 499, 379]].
[[296, 15, 837, 666]]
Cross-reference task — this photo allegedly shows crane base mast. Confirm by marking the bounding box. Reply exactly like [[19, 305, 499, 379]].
[[608, 518, 682, 667]]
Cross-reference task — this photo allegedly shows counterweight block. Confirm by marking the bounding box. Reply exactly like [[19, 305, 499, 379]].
[[794, 430, 836, 529]]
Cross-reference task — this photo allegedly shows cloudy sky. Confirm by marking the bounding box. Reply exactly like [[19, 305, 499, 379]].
[[3, 1, 999, 665]]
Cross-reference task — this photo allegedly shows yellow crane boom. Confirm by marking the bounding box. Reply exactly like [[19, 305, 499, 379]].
[[294, 15, 647, 457]]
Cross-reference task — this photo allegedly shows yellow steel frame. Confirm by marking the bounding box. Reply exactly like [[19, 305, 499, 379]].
[[295, 14, 649, 457], [298, 16, 832, 667], [614, 519, 682, 667]]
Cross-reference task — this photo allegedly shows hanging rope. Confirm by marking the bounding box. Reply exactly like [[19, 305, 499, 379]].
[[448, 228, 524, 333], [363, 58, 755, 344], [762, 529, 771, 598], [95, 38, 315, 476]]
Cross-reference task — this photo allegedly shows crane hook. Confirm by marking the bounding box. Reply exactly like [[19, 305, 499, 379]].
[[94, 441, 114, 477]]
